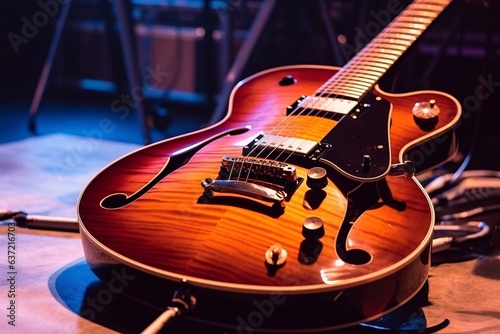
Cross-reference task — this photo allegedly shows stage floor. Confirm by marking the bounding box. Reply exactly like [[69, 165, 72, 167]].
[[1, 134, 499, 333]]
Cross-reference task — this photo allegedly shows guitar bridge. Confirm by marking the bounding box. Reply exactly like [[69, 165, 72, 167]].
[[201, 178, 287, 209], [219, 156, 299, 187], [198, 157, 304, 209]]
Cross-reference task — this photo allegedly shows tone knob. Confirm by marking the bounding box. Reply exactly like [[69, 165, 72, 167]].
[[306, 167, 328, 189], [412, 99, 440, 130], [302, 216, 325, 239]]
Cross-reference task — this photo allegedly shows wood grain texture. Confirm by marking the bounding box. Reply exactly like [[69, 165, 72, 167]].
[[78, 65, 459, 288], [77, 65, 460, 328]]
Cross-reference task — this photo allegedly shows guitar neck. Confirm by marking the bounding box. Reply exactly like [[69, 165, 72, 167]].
[[316, 0, 452, 100]]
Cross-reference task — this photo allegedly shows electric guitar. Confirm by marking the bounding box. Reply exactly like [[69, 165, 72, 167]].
[[78, 0, 461, 331]]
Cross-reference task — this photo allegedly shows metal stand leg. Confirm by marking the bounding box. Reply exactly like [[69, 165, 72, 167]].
[[27, 0, 151, 144], [28, 0, 72, 133], [207, 0, 344, 125], [207, 0, 277, 125], [112, 0, 151, 144]]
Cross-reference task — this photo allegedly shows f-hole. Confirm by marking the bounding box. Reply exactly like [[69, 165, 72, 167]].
[[335, 179, 406, 265]]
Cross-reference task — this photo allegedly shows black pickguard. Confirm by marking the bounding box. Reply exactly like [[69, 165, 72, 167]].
[[320, 93, 391, 181]]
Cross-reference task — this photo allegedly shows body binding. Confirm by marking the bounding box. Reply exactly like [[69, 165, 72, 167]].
[[77, 65, 461, 331]]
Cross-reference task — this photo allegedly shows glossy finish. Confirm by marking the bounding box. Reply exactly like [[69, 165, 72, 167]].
[[78, 65, 460, 327], [78, 0, 459, 328]]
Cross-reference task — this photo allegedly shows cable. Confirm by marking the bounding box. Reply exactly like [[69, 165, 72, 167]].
[[141, 285, 196, 334], [442, 188, 500, 207], [431, 176, 500, 206], [0, 210, 79, 232], [424, 170, 500, 199], [142, 308, 182, 334], [427, 171, 499, 263], [432, 221, 492, 266], [440, 204, 500, 221]]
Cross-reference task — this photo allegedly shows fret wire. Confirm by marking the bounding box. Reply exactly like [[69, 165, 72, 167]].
[[315, 90, 360, 100], [421, 0, 449, 5], [404, 11, 439, 19], [366, 45, 406, 55], [358, 48, 390, 55], [387, 27, 424, 37], [376, 38, 413, 46], [332, 81, 373, 90], [370, 42, 407, 51], [381, 32, 418, 41], [332, 77, 376, 86], [324, 77, 372, 88], [410, 3, 446, 11], [318, 83, 366, 93], [332, 86, 367, 95], [397, 16, 433, 24], [349, 62, 393, 72], [387, 27, 423, 36], [336, 65, 388, 76], [317, 0, 451, 98], [331, 89, 370, 97], [333, 71, 379, 81], [355, 55, 394, 66], [405, 2, 446, 12], [325, 76, 376, 86], [335, 69, 390, 85], [391, 22, 428, 31], [405, 6, 442, 15], [362, 51, 399, 60], [420, 0, 448, 2], [336, 59, 391, 71], [368, 50, 401, 59], [352, 63, 392, 73], [325, 88, 373, 97], [355, 55, 393, 66], [320, 83, 370, 92]]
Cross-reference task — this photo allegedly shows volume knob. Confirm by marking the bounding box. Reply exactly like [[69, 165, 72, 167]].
[[306, 167, 328, 189], [412, 99, 440, 130], [302, 216, 325, 239]]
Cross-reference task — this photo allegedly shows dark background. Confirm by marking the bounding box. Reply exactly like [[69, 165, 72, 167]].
[[1, 2, 500, 333], [1, 0, 499, 171]]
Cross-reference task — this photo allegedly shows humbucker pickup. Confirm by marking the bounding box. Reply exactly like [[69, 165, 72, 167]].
[[287, 96, 358, 119], [242, 133, 319, 157]]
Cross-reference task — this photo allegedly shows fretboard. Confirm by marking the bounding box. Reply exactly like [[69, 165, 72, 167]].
[[316, 0, 452, 100]]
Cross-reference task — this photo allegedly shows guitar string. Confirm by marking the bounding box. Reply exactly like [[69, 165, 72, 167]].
[[233, 98, 325, 184], [250, 100, 333, 185], [314, 1, 445, 106], [335, 0, 447, 80], [230, 1, 443, 185], [227, 1, 446, 187], [323, 3, 438, 95], [277, 1, 445, 146], [232, 92, 328, 186], [231, 14, 416, 182]]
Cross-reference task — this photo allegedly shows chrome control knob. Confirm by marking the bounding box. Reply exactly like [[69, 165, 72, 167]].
[[306, 167, 328, 189], [302, 216, 325, 239], [412, 99, 440, 130]]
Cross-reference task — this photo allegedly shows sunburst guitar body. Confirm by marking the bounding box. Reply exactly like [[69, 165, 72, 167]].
[[78, 1, 461, 332]]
